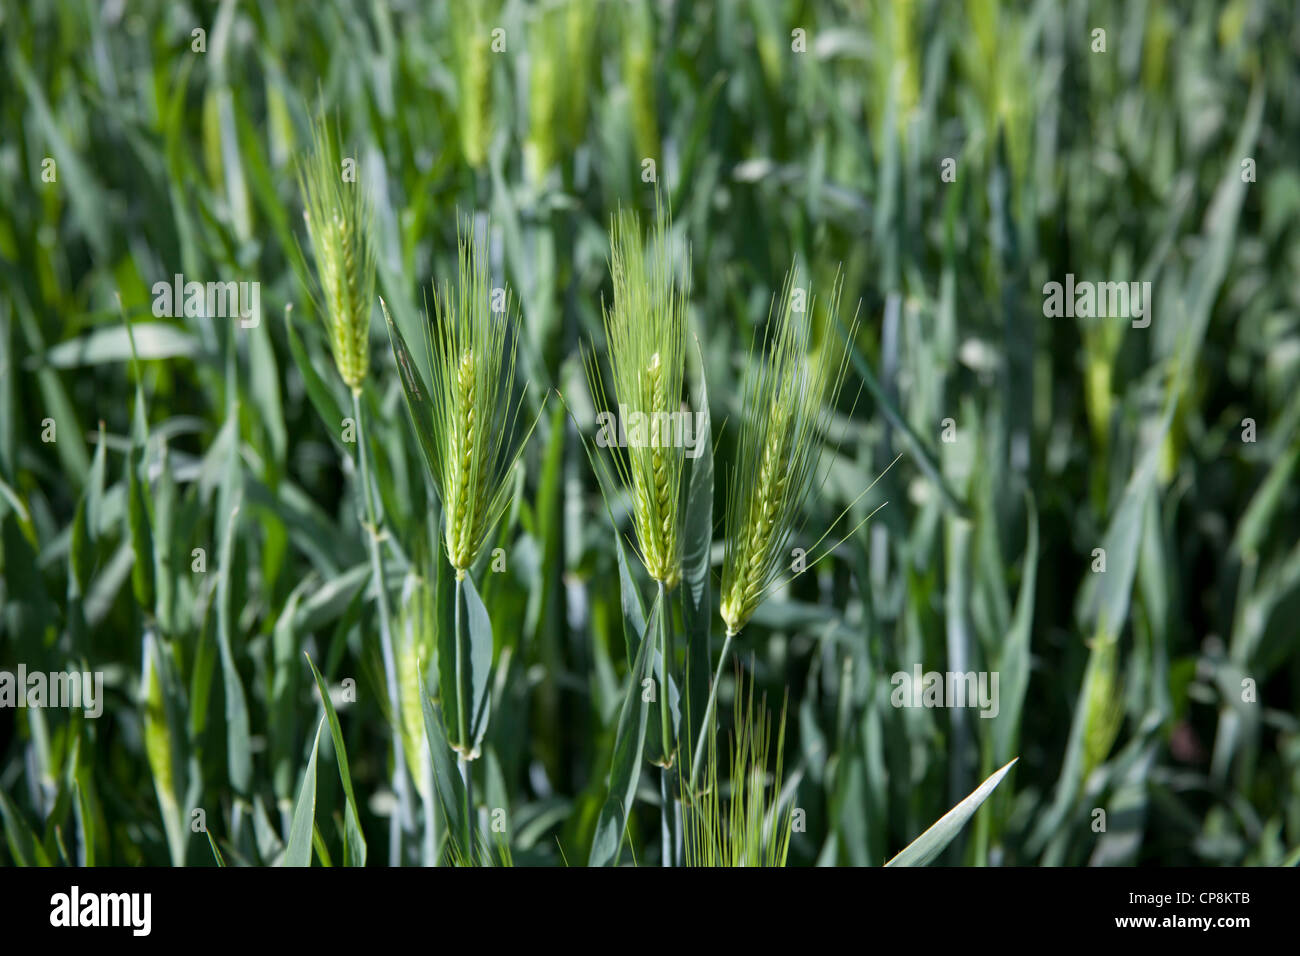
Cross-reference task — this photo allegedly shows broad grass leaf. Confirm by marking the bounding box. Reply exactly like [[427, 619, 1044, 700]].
[[142, 631, 188, 865], [13, 304, 90, 482], [589, 590, 658, 866], [885, 758, 1017, 866], [247, 315, 287, 466], [13, 54, 109, 258], [285, 307, 346, 447], [1078, 403, 1173, 635], [150, 444, 180, 634], [434, 548, 461, 735], [70, 493, 94, 595], [419, 668, 468, 848], [188, 605, 218, 742], [85, 420, 108, 531], [73, 779, 95, 868], [0, 787, 51, 866], [269, 587, 305, 801], [615, 532, 647, 662], [284, 716, 326, 867], [43, 323, 198, 368], [306, 654, 368, 867], [215, 493, 252, 794], [1234, 446, 1299, 559], [125, 399, 155, 611], [1088, 742, 1157, 866], [381, 298, 442, 495], [462, 574, 495, 754], [244, 475, 357, 577], [993, 494, 1039, 766], [291, 563, 370, 633], [63, 421, 107, 593]]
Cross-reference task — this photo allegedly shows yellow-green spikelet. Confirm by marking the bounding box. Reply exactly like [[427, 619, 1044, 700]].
[[452, 0, 495, 169], [639, 351, 680, 588], [447, 349, 480, 573], [721, 400, 789, 633], [325, 213, 370, 391], [298, 113, 375, 393]]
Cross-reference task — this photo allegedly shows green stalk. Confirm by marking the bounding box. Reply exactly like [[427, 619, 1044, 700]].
[[424, 510, 442, 867], [657, 582, 673, 765], [352, 388, 412, 864], [657, 581, 676, 865], [660, 767, 673, 867], [454, 574, 474, 858], [689, 628, 735, 796]]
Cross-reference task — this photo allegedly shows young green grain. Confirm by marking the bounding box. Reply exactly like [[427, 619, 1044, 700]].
[[586, 199, 690, 590], [297, 111, 375, 393], [719, 266, 853, 636], [424, 222, 533, 576], [690, 266, 855, 795], [450, 0, 498, 170]]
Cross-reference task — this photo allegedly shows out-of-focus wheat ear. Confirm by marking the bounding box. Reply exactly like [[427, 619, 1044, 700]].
[[450, 0, 498, 169]]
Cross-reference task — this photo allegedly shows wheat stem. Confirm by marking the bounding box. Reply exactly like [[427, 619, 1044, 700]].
[[655, 579, 677, 864], [659, 768, 673, 867], [689, 628, 735, 796], [352, 388, 412, 863], [454, 574, 473, 856]]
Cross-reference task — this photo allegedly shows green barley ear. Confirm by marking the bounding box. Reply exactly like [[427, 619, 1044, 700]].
[[585, 196, 690, 590], [719, 265, 856, 636], [1081, 627, 1125, 780], [561, 0, 597, 148], [426, 220, 537, 576], [522, 0, 596, 184], [450, 0, 498, 169], [297, 110, 376, 393], [621, 0, 659, 165], [524, 4, 560, 184]]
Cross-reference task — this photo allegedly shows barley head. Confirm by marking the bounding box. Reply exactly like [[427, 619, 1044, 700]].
[[720, 266, 853, 636], [524, 6, 560, 184], [622, 0, 659, 165], [1082, 627, 1124, 779], [522, 0, 595, 184], [587, 199, 689, 590], [450, 0, 498, 169], [297, 111, 376, 393], [561, 0, 597, 145], [426, 222, 530, 576]]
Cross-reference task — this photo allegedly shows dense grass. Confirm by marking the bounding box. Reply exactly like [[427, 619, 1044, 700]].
[[1, 0, 1298, 867]]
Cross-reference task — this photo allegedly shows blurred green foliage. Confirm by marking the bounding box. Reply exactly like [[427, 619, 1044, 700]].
[[0, 0, 1297, 866]]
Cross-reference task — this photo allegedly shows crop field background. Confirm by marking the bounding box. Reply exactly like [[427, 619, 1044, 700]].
[[1, 0, 1298, 869]]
